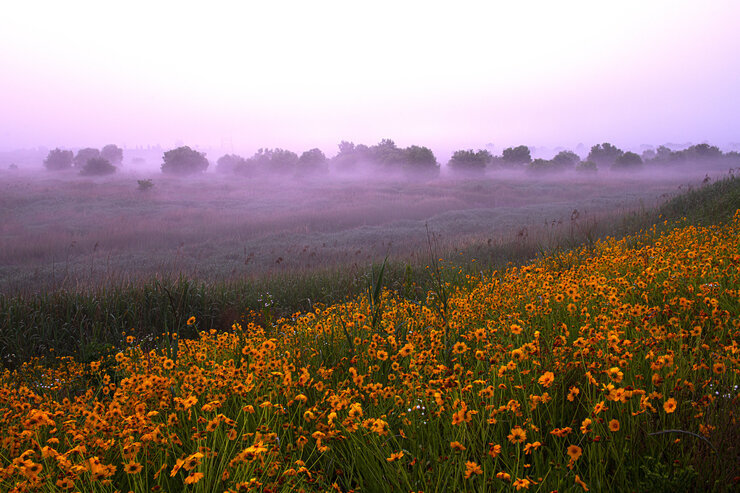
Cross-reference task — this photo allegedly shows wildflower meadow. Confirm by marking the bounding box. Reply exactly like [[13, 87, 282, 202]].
[[1, 210, 738, 492]]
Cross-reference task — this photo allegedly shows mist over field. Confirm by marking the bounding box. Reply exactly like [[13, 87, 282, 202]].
[[1, 144, 735, 294]]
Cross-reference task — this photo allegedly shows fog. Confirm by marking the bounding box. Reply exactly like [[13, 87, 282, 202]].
[[1, 142, 735, 294]]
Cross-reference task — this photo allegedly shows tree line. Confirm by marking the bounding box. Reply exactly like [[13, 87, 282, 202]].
[[41, 140, 739, 176]]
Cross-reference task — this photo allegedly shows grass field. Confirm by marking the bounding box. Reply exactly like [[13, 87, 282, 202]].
[[0, 171, 738, 491]]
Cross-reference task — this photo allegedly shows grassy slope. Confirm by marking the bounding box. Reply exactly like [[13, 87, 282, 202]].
[[0, 175, 738, 369]]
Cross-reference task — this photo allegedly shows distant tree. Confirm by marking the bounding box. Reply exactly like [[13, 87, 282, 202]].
[[80, 157, 116, 176], [527, 158, 555, 173], [576, 161, 598, 173], [685, 143, 722, 161], [296, 148, 328, 174], [216, 154, 246, 174], [101, 144, 123, 166], [402, 145, 439, 176], [369, 139, 404, 167], [43, 148, 74, 171], [613, 151, 643, 169], [587, 143, 624, 167], [332, 141, 370, 171], [551, 150, 580, 168], [653, 146, 672, 162], [161, 146, 209, 175], [447, 149, 491, 174], [641, 149, 656, 162], [501, 145, 532, 166], [137, 179, 154, 191], [267, 148, 299, 173], [73, 148, 100, 168]]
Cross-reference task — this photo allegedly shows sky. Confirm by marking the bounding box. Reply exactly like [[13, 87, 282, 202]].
[[1, 0, 739, 156]]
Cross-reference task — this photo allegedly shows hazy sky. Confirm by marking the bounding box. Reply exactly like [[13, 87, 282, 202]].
[[1, 0, 739, 154]]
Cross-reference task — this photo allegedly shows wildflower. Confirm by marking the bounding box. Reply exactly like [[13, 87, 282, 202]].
[[496, 471, 511, 481], [377, 350, 388, 361], [513, 478, 531, 490], [508, 426, 527, 444], [580, 418, 592, 434], [593, 401, 608, 415], [523, 441, 541, 454], [450, 441, 466, 451], [538, 371, 555, 387], [56, 478, 75, 489], [488, 443, 502, 458], [452, 342, 468, 354], [567, 386, 580, 402], [186, 316, 196, 325], [575, 474, 589, 491], [713, 362, 726, 374], [184, 472, 204, 484], [567, 445, 582, 461], [608, 419, 620, 432], [663, 397, 677, 413], [510, 324, 523, 335], [386, 451, 404, 462], [124, 461, 143, 474], [464, 461, 483, 478], [162, 358, 174, 370]]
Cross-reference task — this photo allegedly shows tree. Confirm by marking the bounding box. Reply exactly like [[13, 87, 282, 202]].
[[501, 145, 532, 166], [216, 154, 246, 174], [402, 145, 439, 176], [73, 148, 100, 168], [685, 143, 722, 161], [296, 148, 328, 174], [613, 151, 643, 169], [527, 158, 555, 173], [551, 150, 580, 168], [576, 161, 598, 173], [80, 157, 116, 176], [587, 143, 623, 167], [161, 146, 209, 175], [447, 149, 491, 174], [101, 144, 123, 166], [44, 148, 74, 171]]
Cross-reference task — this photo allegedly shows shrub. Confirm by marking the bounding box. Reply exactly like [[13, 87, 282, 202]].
[[137, 179, 154, 191], [43, 148, 74, 171], [80, 157, 116, 176], [161, 146, 209, 175], [447, 149, 491, 175], [73, 148, 100, 168]]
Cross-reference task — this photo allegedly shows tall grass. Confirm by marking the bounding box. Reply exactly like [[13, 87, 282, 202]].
[[1, 175, 738, 369]]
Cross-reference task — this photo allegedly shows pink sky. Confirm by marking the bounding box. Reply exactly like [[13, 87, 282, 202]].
[[1, 1, 739, 155]]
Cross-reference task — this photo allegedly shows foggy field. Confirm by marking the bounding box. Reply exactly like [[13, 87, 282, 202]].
[[0, 165, 727, 294]]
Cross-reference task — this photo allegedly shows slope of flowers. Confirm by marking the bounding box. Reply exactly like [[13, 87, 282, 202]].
[[1, 212, 739, 492]]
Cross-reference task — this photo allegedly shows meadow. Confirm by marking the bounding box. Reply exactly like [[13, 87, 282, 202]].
[[0, 170, 738, 491], [1, 165, 730, 367]]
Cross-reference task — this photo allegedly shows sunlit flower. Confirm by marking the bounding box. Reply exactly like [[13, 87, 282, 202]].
[[567, 445, 582, 461], [464, 461, 483, 478], [663, 397, 677, 413], [508, 426, 527, 444]]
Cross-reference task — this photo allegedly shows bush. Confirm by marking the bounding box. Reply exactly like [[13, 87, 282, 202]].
[[137, 179, 154, 191], [576, 160, 598, 173], [43, 148, 74, 171], [80, 157, 116, 176], [101, 144, 123, 166], [73, 148, 100, 168], [613, 151, 643, 170], [161, 146, 209, 175], [447, 149, 491, 175], [216, 154, 247, 174]]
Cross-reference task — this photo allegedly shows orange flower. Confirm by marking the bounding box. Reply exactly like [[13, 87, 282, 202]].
[[184, 472, 204, 484], [186, 316, 196, 325], [593, 401, 608, 415], [496, 471, 511, 481], [663, 397, 677, 413], [450, 441, 466, 451], [452, 342, 468, 354], [513, 478, 531, 490], [464, 461, 483, 478], [608, 419, 620, 432], [538, 371, 555, 387], [386, 451, 404, 462], [508, 426, 527, 444], [567, 445, 582, 461], [575, 474, 589, 491], [510, 324, 523, 335], [713, 363, 726, 374], [488, 443, 502, 458], [377, 350, 388, 361], [124, 461, 143, 475], [523, 441, 542, 454]]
